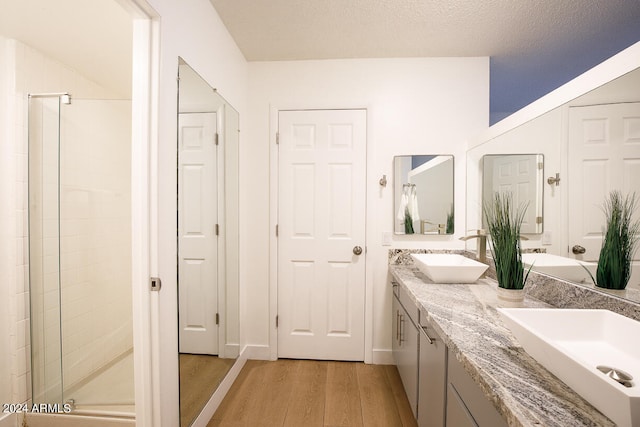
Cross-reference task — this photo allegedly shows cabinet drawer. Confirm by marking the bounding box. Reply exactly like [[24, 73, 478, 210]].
[[393, 281, 419, 326], [447, 352, 507, 427]]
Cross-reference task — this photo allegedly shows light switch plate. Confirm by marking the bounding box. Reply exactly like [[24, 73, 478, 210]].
[[382, 231, 392, 246], [542, 231, 552, 245]]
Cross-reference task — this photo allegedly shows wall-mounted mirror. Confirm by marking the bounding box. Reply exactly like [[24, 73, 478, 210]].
[[177, 58, 240, 427], [466, 47, 640, 302], [394, 155, 454, 235], [482, 154, 544, 234]]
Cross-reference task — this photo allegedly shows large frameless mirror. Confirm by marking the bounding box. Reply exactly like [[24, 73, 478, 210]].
[[482, 154, 544, 234], [177, 58, 240, 427], [394, 155, 454, 235], [466, 60, 640, 301]]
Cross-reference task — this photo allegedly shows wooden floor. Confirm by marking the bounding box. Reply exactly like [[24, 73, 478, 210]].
[[207, 359, 417, 427], [180, 354, 236, 426]]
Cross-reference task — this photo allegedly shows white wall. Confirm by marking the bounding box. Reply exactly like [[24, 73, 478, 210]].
[[246, 58, 489, 360], [145, 0, 248, 425], [0, 36, 17, 409]]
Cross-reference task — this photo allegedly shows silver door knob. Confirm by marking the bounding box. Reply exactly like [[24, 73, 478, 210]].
[[353, 246, 363, 255], [572, 245, 586, 254]]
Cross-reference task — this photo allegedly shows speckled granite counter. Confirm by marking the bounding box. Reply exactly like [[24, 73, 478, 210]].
[[389, 265, 614, 427]]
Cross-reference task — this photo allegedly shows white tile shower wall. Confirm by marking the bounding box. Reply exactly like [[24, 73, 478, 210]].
[[58, 99, 132, 388], [0, 35, 18, 407], [6, 38, 132, 404]]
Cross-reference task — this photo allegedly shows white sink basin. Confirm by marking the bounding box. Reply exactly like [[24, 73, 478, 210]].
[[411, 253, 488, 283], [498, 308, 640, 427], [521, 253, 597, 283]]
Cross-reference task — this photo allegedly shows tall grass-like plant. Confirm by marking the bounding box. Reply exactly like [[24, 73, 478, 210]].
[[446, 204, 454, 234], [483, 192, 531, 290], [594, 191, 640, 290]]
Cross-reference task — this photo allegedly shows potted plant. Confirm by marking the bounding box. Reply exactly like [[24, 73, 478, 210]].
[[483, 192, 532, 302], [590, 191, 640, 291]]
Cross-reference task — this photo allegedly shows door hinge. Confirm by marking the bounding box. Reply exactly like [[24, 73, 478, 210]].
[[276, 132, 279, 145], [275, 315, 279, 328], [538, 162, 544, 170], [276, 224, 279, 236], [216, 313, 220, 325], [215, 224, 220, 236], [536, 216, 543, 224], [215, 133, 219, 145]]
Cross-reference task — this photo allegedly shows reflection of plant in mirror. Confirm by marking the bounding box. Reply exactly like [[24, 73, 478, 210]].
[[483, 192, 532, 290], [404, 210, 414, 234], [446, 204, 454, 234], [590, 191, 640, 290]]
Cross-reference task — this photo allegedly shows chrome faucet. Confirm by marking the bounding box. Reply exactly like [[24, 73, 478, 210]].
[[459, 229, 487, 263]]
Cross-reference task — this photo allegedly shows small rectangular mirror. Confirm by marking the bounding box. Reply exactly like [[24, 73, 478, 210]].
[[482, 154, 544, 234], [394, 155, 454, 235]]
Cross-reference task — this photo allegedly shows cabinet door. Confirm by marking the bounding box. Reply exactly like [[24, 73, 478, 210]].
[[446, 352, 507, 427], [446, 383, 478, 427], [418, 324, 447, 427], [392, 294, 419, 417]]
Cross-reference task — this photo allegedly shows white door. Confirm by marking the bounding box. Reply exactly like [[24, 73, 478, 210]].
[[178, 112, 219, 354], [489, 154, 542, 233], [277, 109, 367, 361], [568, 102, 640, 260]]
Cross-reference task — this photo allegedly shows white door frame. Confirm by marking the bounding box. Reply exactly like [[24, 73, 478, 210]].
[[268, 105, 374, 363], [128, 1, 159, 426]]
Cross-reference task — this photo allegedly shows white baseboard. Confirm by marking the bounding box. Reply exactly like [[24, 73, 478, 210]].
[[224, 343, 240, 359], [241, 344, 271, 360], [372, 349, 394, 365], [0, 413, 16, 427]]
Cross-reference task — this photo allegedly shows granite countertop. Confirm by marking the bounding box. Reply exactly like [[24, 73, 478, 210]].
[[389, 265, 614, 427]]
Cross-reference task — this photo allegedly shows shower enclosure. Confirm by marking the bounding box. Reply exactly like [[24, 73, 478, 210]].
[[28, 94, 134, 417]]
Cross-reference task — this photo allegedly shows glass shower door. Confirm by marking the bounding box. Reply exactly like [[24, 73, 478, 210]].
[[28, 95, 64, 405], [28, 95, 134, 415]]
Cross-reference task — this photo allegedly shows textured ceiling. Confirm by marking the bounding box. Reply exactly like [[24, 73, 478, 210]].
[[209, 0, 613, 60], [210, 0, 640, 118], [2, 1, 639, 118]]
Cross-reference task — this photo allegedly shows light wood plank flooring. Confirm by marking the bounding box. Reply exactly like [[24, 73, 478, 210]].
[[207, 359, 417, 427], [180, 354, 236, 426]]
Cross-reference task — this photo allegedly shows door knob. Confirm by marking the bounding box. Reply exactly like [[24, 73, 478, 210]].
[[572, 245, 586, 254], [353, 246, 363, 255]]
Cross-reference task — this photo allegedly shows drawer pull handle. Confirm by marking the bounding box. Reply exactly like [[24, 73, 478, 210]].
[[422, 326, 435, 344]]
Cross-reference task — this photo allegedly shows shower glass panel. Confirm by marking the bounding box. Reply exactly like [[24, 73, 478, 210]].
[[28, 95, 135, 416]]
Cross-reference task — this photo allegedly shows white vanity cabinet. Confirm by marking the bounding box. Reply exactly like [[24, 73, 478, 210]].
[[418, 308, 447, 427], [446, 352, 507, 427], [392, 282, 419, 417]]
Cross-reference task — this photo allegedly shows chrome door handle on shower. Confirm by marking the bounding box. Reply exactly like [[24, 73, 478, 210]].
[[353, 246, 363, 255]]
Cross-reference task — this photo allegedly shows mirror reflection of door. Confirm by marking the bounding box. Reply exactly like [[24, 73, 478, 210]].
[[482, 154, 544, 234], [567, 102, 640, 287], [178, 112, 219, 354]]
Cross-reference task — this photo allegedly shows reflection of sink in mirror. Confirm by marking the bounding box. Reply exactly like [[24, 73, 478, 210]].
[[498, 308, 640, 427], [521, 253, 597, 283], [411, 253, 488, 283]]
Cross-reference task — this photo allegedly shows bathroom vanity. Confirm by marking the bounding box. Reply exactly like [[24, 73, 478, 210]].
[[390, 260, 617, 427]]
